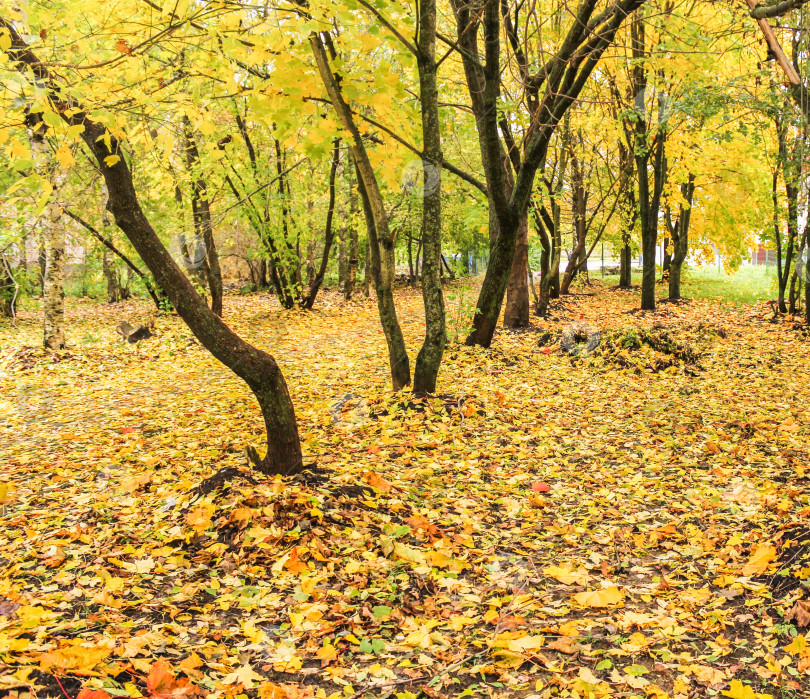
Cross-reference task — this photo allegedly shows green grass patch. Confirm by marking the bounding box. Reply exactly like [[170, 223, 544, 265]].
[[681, 264, 777, 306]]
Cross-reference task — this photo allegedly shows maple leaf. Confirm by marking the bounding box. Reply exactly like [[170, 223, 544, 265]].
[[222, 663, 264, 687], [741, 544, 778, 575], [362, 471, 394, 492], [284, 547, 308, 574], [147, 659, 198, 698], [186, 502, 215, 533], [722, 679, 772, 699], [77, 691, 112, 699], [572, 586, 624, 608], [36, 644, 112, 673], [113, 37, 132, 54]]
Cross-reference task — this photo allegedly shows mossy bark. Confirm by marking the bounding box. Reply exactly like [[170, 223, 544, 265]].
[[413, 0, 447, 394]]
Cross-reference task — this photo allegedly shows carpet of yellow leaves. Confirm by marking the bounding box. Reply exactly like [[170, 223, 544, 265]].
[[0, 284, 808, 698]]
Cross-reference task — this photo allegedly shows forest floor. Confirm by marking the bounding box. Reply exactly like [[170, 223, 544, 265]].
[[1, 281, 809, 699]]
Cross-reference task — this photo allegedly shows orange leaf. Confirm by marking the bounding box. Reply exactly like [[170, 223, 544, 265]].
[[284, 547, 308, 574], [363, 471, 393, 493], [741, 544, 777, 575], [113, 38, 132, 55], [146, 659, 198, 697], [77, 691, 111, 699]]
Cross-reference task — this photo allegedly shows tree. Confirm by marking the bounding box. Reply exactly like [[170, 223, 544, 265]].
[[1, 18, 305, 475], [450, 0, 647, 347]]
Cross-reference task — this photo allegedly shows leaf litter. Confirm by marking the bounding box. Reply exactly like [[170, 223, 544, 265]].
[[0, 284, 808, 698]]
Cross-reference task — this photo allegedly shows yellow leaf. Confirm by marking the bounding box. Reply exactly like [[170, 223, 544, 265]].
[[0, 481, 17, 505], [722, 679, 771, 699], [316, 644, 337, 662], [222, 663, 264, 686], [104, 154, 121, 167], [427, 548, 467, 571], [490, 631, 545, 653], [784, 635, 808, 656], [544, 564, 589, 585], [105, 576, 126, 593], [55, 144, 75, 168], [187, 502, 216, 533], [572, 586, 624, 608]]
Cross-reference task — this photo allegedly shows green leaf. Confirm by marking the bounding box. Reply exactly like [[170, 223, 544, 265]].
[[372, 605, 392, 620], [625, 664, 648, 676]]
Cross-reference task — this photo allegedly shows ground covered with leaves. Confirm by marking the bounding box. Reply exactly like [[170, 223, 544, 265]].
[[1, 283, 809, 699]]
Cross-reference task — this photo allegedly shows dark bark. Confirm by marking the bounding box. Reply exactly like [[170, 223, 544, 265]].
[[1, 21, 304, 475], [412, 0, 447, 394], [449, 0, 645, 345], [776, 111, 799, 314], [183, 116, 223, 317], [631, 16, 666, 311], [301, 139, 341, 309], [0, 254, 17, 318], [666, 175, 694, 300], [535, 127, 569, 316], [504, 213, 530, 326]]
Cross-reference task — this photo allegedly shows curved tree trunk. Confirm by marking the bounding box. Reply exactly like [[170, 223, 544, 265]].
[[2, 22, 304, 475]]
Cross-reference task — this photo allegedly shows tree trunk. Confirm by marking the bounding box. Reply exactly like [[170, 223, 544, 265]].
[[407, 233, 415, 285], [0, 255, 17, 318], [42, 190, 65, 349], [619, 241, 632, 287], [504, 213, 530, 326], [29, 132, 66, 349], [338, 160, 348, 293], [789, 270, 798, 314], [311, 33, 410, 389], [413, 0, 447, 395], [183, 116, 223, 317], [101, 185, 128, 303], [2, 23, 305, 474], [668, 175, 694, 301], [804, 253, 810, 325], [355, 163, 411, 389], [345, 164, 359, 300], [560, 151, 587, 295], [301, 139, 340, 309], [631, 16, 665, 312], [363, 236, 371, 297]]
